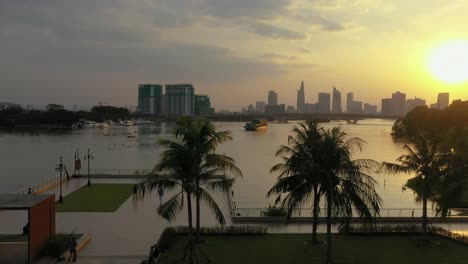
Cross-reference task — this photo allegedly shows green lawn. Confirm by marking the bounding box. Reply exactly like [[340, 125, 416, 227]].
[[56, 184, 134, 212], [167, 234, 468, 264], [0, 234, 27, 242]]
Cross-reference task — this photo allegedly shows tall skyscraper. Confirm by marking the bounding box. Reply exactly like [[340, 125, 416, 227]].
[[437, 93, 449, 109], [392, 91, 406, 116], [317, 93, 331, 113], [381, 98, 392, 115], [194, 95, 214, 115], [296, 81, 305, 113], [164, 84, 195, 116], [138, 84, 163, 114], [332, 86, 342, 113], [346, 92, 354, 113], [255, 101, 266, 113], [268, 90, 278, 106]]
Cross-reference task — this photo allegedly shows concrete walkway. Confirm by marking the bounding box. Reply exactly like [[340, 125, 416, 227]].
[[1, 177, 232, 263]]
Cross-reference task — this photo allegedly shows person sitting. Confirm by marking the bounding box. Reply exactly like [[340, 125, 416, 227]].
[[22, 223, 29, 235]]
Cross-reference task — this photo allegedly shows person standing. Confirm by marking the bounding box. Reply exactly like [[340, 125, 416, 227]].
[[68, 236, 77, 263]]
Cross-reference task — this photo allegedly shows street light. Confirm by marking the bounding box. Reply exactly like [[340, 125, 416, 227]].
[[84, 148, 94, 187], [55, 157, 66, 203]]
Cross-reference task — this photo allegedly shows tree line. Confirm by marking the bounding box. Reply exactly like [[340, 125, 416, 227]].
[[0, 104, 130, 128]]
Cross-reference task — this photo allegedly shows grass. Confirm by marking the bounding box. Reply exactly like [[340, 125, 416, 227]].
[[0, 234, 81, 243], [56, 184, 134, 212], [0, 234, 27, 242], [167, 234, 468, 264]]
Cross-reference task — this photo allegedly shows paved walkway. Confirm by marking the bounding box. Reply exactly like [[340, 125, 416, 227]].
[[1, 177, 232, 263], [1, 177, 468, 263]]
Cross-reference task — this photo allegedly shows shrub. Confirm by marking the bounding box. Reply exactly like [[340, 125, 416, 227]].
[[38, 238, 68, 259], [261, 205, 286, 217], [174, 226, 267, 235], [158, 227, 177, 251]]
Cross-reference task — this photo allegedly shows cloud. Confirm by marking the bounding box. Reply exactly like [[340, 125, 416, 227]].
[[252, 23, 305, 39]]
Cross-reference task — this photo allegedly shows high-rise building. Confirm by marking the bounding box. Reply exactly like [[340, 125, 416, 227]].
[[363, 103, 377, 114], [265, 104, 285, 114], [268, 90, 278, 106], [381, 98, 392, 116], [437, 93, 449, 109], [332, 86, 342, 113], [194, 95, 214, 115], [346, 92, 354, 113], [317, 93, 331, 113], [405, 97, 426, 113], [138, 84, 163, 114], [164, 84, 195, 116], [305, 103, 316, 113], [349, 101, 363, 114], [255, 101, 266, 113], [286, 105, 295, 113], [296, 81, 305, 113], [392, 91, 406, 116]]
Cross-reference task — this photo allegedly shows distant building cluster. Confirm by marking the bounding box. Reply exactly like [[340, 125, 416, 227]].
[[242, 82, 454, 118], [381, 91, 449, 117], [137, 84, 214, 116], [241, 82, 378, 115]]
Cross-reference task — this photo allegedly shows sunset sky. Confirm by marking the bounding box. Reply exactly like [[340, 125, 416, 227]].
[[1, 0, 467, 110]]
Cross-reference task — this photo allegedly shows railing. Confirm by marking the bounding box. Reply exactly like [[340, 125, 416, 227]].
[[234, 208, 468, 218], [16, 174, 67, 195], [76, 168, 152, 176]]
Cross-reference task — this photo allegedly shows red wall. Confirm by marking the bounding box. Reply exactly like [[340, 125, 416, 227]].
[[29, 195, 55, 260]]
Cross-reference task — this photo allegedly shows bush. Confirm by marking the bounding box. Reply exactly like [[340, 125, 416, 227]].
[[261, 205, 286, 217], [38, 238, 68, 259], [158, 227, 177, 251], [174, 226, 267, 235], [339, 224, 442, 234]]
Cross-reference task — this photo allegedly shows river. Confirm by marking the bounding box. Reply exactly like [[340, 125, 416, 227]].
[[0, 119, 420, 209]]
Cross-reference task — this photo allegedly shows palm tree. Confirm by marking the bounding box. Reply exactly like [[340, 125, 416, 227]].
[[319, 127, 382, 264], [268, 123, 381, 264], [381, 134, 451, 233], [174, 117, 242, 242], [267, 121, 323, 244]]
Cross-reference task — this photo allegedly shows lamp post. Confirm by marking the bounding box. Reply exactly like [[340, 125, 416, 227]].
[[55, 157, 66, 203], [84, 148, 94, 186]]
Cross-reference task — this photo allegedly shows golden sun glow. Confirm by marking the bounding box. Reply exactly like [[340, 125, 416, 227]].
[[429, 41, 468, 84]]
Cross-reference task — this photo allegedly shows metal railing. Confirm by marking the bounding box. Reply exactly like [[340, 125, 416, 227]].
[[77, 168, 152, 176], [234, 207, 468, 218], [16, 174, 66, 195]]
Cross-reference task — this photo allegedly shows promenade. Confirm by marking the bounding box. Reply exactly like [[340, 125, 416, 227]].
[[1, 174, 468, 263]]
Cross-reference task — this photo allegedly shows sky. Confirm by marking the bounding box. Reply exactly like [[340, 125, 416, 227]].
[[1, 0, 468, 111]]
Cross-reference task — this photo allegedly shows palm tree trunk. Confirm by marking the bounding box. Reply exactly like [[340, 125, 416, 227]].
[[195, 182, 201, 243], [312, 183, 319, 244], [422, 190, 428, 234], [186, 191, 194, 264], [326, 185, 332, 264]]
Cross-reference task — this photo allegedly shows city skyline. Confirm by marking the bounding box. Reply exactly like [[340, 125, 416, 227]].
[[1, 1, 468, 110]]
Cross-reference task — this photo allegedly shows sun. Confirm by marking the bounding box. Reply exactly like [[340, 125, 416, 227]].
[[428, 40, 468, 84]]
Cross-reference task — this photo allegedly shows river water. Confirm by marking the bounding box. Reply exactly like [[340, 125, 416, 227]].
[[0, 119, 420, 209]]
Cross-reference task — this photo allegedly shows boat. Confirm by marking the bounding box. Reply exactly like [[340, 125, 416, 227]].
[[244, 119, 268, 131]]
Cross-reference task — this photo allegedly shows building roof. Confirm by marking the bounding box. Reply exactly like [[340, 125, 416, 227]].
[[0, 194, 54, 210]]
